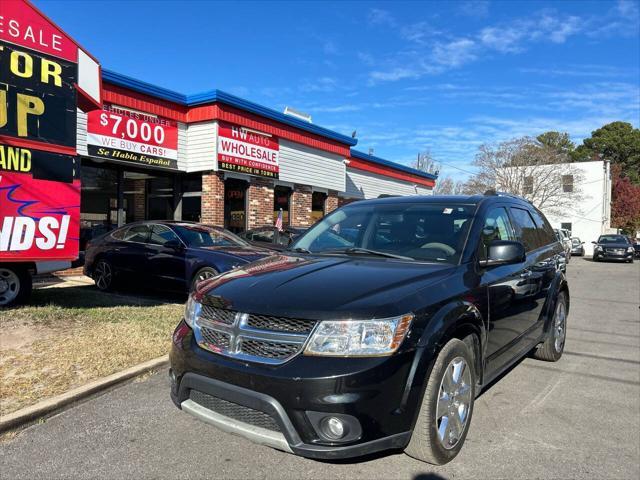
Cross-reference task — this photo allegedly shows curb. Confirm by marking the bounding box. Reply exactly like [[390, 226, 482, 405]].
[[0, 355, 168, 433]]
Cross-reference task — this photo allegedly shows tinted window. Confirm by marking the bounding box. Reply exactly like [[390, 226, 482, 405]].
[[295, 203, 475, 264], [111, 227, 128, 240], [123, 224, 151, 243], [598, 235, 629, 244], [149, 224, 180, 246], [510, 207, 541, 252], [174, 225, 249, 248], [478, 207, 515, 261], [530, 209, 556, 246]]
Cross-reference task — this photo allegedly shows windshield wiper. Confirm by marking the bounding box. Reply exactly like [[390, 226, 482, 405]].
[[288, 247, 311, 254], [322, 247, 413, 260]]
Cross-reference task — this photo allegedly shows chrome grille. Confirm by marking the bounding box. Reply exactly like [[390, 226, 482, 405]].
[[189, 390, 280, 432], [193, 306, 315, 365]]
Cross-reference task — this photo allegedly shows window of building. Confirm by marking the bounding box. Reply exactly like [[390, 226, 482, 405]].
[[523, 176, 534, 194], [274, 186, 291, 226], [80, 164, 118, 250], [561, 222, 572, 233], [510, 207, 541, 252], [181, 173, 202, 222], [225, 178, 248, 233], [311, 191, 327, 223], [562, 175, 574, 193]]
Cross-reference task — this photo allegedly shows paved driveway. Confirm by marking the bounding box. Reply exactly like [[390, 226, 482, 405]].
[[2, 258, 639, 479]]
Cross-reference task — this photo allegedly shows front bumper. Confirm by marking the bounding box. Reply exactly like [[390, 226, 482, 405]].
[[169, 321, 427, 459], [594, 251, 633, 261]]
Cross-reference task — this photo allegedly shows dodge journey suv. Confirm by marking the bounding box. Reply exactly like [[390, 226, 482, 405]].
[[170, 193, 569, 465]]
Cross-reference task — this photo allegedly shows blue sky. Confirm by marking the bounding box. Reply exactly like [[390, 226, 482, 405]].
[[36, 0, 640, 180]]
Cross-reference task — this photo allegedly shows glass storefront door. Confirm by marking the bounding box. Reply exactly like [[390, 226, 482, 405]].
[[224, 178, 248, 233]]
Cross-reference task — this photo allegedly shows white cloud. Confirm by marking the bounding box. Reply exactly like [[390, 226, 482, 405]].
[[432, 39, 477, 67], [478, 26, 524, 53], [369, 67, 422, 82], [457, 1, 490, 19]]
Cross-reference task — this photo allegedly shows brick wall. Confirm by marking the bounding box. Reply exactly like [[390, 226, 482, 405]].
[[338, 197, 360, 208], [201, 171, 225, 226], [291, 184, 312, 227], [133, 179, 146, 221], [247, 177, 274, 229], [326, 190, 339, 213]]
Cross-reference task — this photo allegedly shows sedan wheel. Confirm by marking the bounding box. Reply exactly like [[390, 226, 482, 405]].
[[94, 260, 113, 291], [190, 267, 219, 292]]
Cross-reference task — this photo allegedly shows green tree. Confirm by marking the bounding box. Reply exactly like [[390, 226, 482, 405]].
[[536, 131, 575, 156], [572, 122, 640, 182]]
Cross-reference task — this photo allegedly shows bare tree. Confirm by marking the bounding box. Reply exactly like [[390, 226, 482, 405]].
[[465, 137, 585, 215], [412, 150, 440, 175], [434, 175, 466, 195]]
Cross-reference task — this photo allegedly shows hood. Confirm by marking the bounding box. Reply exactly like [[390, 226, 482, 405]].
[[197, 253, 455, 320], [195, 245, 272, 264]]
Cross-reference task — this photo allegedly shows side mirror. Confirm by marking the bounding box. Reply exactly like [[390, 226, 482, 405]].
[[591, 241, 597, 244], [164, 239, 183, 250], [581, 242, 585, 245], [479, 240, 525, 267]]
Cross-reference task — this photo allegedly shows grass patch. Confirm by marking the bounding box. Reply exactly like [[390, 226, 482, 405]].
[[0, 284, 183, 416]]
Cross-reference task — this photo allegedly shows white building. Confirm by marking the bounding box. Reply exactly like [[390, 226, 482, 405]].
[[540, 160, 613, 256]]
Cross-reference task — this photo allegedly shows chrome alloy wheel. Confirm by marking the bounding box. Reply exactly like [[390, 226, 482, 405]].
[[553, 300, 567, 352], [0, 268, 20, 306], [94, 261, 112, 290], [436, 356, 472, 450], [197, 270, 216, 283]]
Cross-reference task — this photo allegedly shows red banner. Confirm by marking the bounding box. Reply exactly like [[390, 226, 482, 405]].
[[87, 105, 179, 169], [217, 122, 279, 179], [0, 170, 80, 261], [0, 0, 77, 62]]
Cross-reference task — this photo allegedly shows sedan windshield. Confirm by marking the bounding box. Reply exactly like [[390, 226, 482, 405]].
[[174, 225, 249, 248], [292, 202, 475, 263], [598, 235, 629, 244]]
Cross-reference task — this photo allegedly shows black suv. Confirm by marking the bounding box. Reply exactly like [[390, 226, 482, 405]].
[[170, 194, 569, 465]]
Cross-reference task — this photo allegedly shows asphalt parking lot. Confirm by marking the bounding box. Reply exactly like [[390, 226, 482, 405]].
[[1, 257, 639, 480]]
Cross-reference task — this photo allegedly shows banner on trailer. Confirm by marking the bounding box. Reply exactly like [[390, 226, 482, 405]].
[[217, 122, 279, 179], [86, 104, 179, 169], [0, 144, 80, 260]]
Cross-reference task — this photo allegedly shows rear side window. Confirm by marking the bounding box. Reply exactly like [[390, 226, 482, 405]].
[[111, 228, 128, 240], [509, 208, 541, 252], [149, 225, 180, 246], [529, 209, 556, 246], [478, 207, 515, 261], [123, 224, 151, 243]]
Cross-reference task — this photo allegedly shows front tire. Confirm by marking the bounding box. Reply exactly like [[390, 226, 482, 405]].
[[405, 338, 476, 465], [0, 266, 32, 307], [533, 291, 567, 362], [190, 267, 219, 292]]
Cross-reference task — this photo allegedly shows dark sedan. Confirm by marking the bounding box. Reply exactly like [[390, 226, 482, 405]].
[[84, 221, 272, 292], [570, 237, 585, 256], [239, 226, 306, 251], [592, 234, 634, 263]]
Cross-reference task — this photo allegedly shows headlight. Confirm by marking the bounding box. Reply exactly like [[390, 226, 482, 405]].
[[304, 314, 414, 357], [184, 294, 202, 328], [628, 247, 634, 253], [595, 245, 603, 251]]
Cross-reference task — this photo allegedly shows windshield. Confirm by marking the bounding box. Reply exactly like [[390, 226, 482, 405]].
[[292, 202, 475, 263], [571, 238, 581, 246], [598, 235, 629, 244], [174, 225, 249, 248]]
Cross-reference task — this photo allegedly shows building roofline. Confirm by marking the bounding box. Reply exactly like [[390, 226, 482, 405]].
[[350, 150, 438, 180], [101, 69, 357, 146]]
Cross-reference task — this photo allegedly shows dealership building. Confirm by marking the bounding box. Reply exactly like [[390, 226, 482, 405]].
[[76, 70, 437, 246]]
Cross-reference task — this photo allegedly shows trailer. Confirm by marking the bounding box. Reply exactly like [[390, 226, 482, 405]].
[[0, 0, 101, 306]]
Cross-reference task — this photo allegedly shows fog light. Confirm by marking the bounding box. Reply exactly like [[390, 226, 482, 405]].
[[322, 416, 346, 439]]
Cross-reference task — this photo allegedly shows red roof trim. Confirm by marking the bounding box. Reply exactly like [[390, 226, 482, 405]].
[[348, 157, 435, 188]]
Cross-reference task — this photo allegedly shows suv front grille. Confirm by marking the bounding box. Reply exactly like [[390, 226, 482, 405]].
[[193, 306, 316, 365], [189, 390, 280, 432]]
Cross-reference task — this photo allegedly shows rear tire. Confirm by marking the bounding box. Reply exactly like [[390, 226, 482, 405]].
[[534, 291, 567, 362], [0, 265, 32, 307], [405, 337, 476, 465], [190, 267, 219, 292]]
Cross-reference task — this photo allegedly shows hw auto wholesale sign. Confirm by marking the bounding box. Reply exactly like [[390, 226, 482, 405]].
[[87, 104, 179, 169], [218, 122, 279, 179], [0, 0, 99, 261]]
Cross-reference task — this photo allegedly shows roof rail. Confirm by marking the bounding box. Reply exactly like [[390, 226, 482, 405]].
[[483, 190, 532, 203]]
